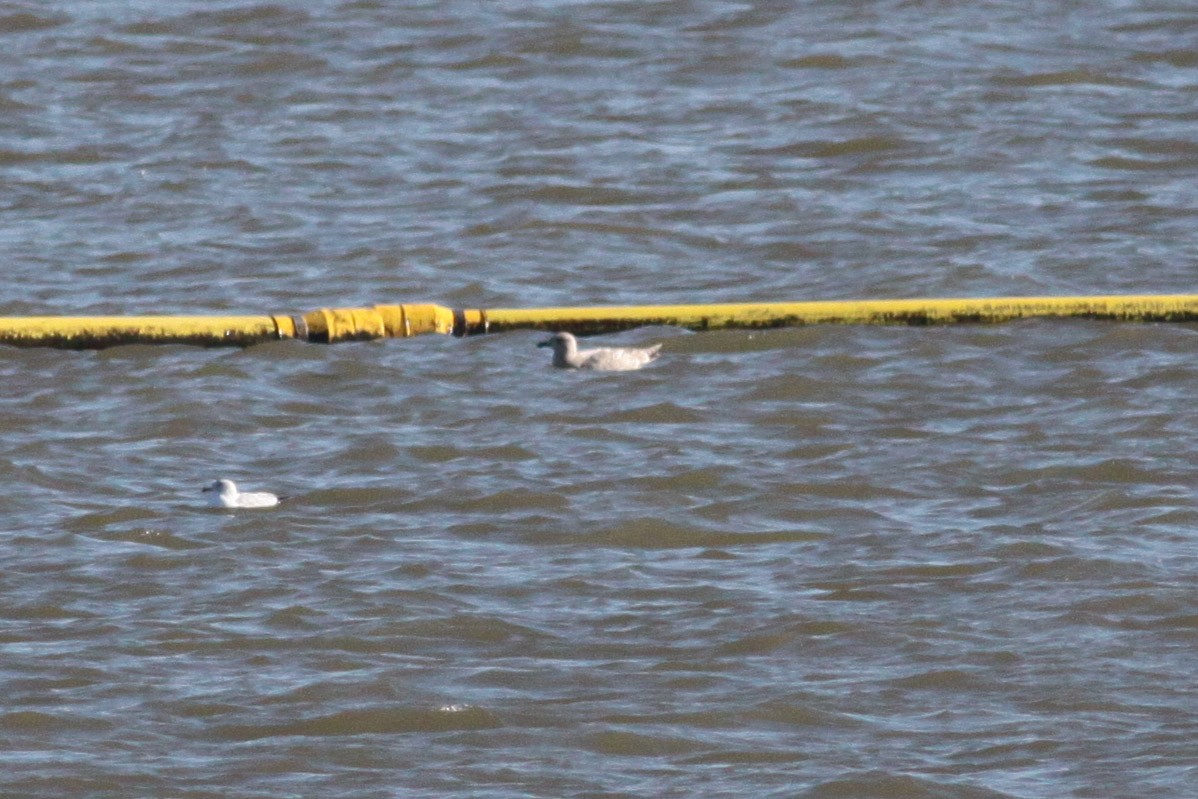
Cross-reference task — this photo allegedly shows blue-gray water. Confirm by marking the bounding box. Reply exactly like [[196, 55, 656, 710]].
[[3, 2, 1198, 797]]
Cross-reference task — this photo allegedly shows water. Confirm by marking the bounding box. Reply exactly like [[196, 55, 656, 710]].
[[3, 2, 1198, 797]]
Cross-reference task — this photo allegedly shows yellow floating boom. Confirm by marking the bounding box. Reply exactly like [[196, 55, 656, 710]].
[[0, 294, 1195, 349], [457, 294, 1198, 336]]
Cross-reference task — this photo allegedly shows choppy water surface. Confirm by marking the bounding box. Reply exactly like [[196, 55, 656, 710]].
[[3, 2, 1198, 797]]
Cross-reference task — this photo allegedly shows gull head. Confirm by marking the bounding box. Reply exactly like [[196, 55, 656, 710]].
[[538, 331, 577, 352], [203, 478, 237, 496], [203, 479, 239, 506]]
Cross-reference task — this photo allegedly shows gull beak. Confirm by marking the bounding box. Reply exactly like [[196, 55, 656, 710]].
[[537, 338, 553, 348]]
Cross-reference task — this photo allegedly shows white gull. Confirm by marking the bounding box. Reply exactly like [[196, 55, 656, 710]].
[[538, 331, 661, 371], [202, 478, 280, 509]]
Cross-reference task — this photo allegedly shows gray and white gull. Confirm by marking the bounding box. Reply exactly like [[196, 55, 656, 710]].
[[538, 331, 661, 371], [203, 478, 280, 509]]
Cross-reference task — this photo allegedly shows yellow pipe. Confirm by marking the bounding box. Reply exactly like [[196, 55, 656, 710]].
[[456, 294, 1198, 335], [0, 295, 1195, 349], [0, 304, 459, 348], [0, 314, 293, 349]]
